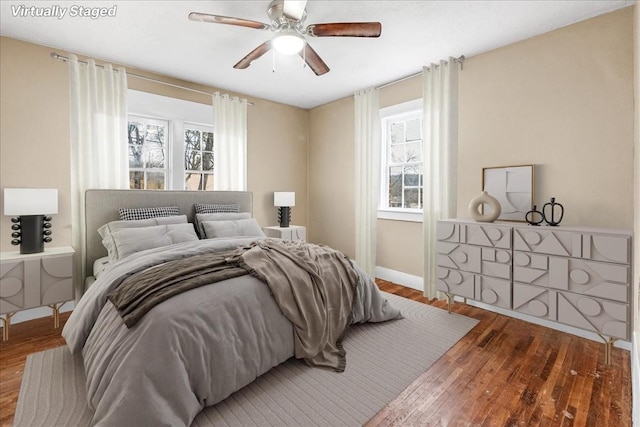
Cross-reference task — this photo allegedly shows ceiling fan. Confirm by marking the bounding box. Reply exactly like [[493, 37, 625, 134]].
[[188, 0, 382, 76]]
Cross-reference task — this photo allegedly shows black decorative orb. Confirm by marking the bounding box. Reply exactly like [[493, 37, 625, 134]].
[[11, 239, 20, 246], [11, 224, 21, 230], [44, 216, 52, 221], [43, 237, 52, 243], [43, 230, 52, 236], [11, 232, 21, 238], [43, 222, 52, 229], [11, 217, 20, 223]]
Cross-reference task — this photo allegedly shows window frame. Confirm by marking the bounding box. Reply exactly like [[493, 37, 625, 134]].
[[127, 114, 171, 190], [183, 122, 215, 191], [127, 89, 215, 191], [378, 99, 424, 223]]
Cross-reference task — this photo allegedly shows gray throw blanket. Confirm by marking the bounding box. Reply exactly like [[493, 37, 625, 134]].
[[229, 239, 357, 372], [107, 250, 249, 328]]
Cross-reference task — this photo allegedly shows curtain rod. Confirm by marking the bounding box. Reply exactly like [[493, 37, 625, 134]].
[[375, 55, 465, 90], [50, 52, 255, 106]]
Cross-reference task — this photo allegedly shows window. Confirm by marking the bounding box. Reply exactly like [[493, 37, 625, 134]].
[[379, 99, 423, 222], [127, 90, 215, 191], [128, 116, 169, 189], [184, 124, 214, 190]]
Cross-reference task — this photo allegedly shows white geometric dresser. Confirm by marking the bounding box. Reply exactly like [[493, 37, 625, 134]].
[[436, 219, 632, 363]]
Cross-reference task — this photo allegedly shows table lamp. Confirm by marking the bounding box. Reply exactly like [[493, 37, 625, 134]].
[[274, 192, 295, 228], [4, 188, 58, 254]]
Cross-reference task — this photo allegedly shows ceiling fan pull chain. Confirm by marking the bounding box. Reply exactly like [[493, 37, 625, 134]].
[[272, 48, 276, 73]]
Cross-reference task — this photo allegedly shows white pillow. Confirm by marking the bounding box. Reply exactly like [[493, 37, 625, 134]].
[[195, 212, 251, 237], [98, 215, 188, 261], [107, 223, 198, 261], [109, 223, 199, 260], [201, 218, 265, 239]]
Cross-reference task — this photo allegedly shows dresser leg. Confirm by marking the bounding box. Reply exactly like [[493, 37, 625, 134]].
[[48, 303, 64, 329], [604, 337, 616, 366], [1, 313, 15, 341], [445, 293, 453, 313]]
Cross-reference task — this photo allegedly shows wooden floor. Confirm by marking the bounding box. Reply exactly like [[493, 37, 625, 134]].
[[0, 281, 631, 427], [368, 281, 632, 427]]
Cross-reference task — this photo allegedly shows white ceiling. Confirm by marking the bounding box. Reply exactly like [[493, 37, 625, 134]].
[[0, 0, 634, 109]]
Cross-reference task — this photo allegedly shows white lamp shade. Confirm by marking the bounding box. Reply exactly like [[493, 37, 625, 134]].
[[274, 192, 295, 207], [3, 188, 58, 216], [273, 34, 305, 55]]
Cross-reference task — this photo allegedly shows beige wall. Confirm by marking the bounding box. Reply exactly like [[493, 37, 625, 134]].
[[308, 7, 634, 281], [308, 97, 355, 256], [0, 36, 309, 252], [458, 7, 633, 228]]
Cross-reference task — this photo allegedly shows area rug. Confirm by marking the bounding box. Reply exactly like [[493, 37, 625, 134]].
[[14, 293, 478, 426]]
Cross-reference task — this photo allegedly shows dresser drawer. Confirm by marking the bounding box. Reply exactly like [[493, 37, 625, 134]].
[[513, 253, 629, 303], [513, 228, 579, 257], [437, 222, 511, 249], [581, 234, 630, 264], [438, 242, 511, 279], [513, 228, 631, 265], [513, 282, 629, 340], [436, 267, 474, 299], [557, 292, 628, 340]]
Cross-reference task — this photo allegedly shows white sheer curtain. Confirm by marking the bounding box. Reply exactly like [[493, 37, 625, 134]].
[[423, 58, 459, 299], [69, 54, 128, 299], [212, 92, 248, 191], [354, 88, 381, 277]]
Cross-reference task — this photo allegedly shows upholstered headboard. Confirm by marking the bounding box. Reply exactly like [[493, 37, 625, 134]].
[[84, 189, 253, 280]]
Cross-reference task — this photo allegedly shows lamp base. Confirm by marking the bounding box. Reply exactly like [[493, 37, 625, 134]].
[[18, 215, 45, 254], [278, 207, 291, 228]]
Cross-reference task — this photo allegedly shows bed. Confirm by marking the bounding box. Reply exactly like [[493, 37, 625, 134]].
[[62, 189, 401, 426]]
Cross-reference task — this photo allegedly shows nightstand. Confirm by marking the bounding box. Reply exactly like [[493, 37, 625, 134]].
[[263, 225, 306, 241], [0, 246, 74, 341]]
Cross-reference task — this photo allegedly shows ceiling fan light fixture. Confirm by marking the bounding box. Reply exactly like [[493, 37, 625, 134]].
[[273, 33, 305, 55]]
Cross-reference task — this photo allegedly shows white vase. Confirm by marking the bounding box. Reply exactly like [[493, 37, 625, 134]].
[[468, 191, 501, 223]]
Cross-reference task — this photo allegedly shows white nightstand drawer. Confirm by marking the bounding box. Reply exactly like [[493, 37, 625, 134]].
[[263, 225, 306, 241]]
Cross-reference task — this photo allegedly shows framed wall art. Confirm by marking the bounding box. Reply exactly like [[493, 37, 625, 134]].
[[482, 164, 534, 222]]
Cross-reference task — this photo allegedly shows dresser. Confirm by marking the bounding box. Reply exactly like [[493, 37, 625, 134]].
[[437, 219, 632, 364], [0, 246, 75, 340]]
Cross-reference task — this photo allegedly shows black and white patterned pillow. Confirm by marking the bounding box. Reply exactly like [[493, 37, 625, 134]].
[[118, 206, 180, 221], [194, 203, 240, 214]]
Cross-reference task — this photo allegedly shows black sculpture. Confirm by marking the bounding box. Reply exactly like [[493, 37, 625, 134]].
[[525, 205, 544, 226], [542, 197, 564, 226]]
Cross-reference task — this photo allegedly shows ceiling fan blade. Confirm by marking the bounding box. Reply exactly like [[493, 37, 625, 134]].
[[188, 12, 270, 30], [283, 0, 307, 20], [306, 22, 382, 37], [299, 43, 329, 76], [234, 41, 273, 69]]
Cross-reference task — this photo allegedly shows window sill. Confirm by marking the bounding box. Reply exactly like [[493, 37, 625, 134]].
[[377, 209, 423, 223]]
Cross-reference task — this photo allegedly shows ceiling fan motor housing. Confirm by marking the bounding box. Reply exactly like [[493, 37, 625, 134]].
[[268, 0, 307, 32]]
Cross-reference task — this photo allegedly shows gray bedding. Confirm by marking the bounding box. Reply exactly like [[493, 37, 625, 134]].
[[62, 237, 401, 427]]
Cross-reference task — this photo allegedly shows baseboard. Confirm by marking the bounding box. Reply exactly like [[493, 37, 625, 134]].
[[1, 302, 74, 326], [375, 266, 423, 292], [633, 331, 639, 426]]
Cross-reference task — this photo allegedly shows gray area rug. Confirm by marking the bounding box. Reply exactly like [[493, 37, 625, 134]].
[[15, 293, 478, 426]]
